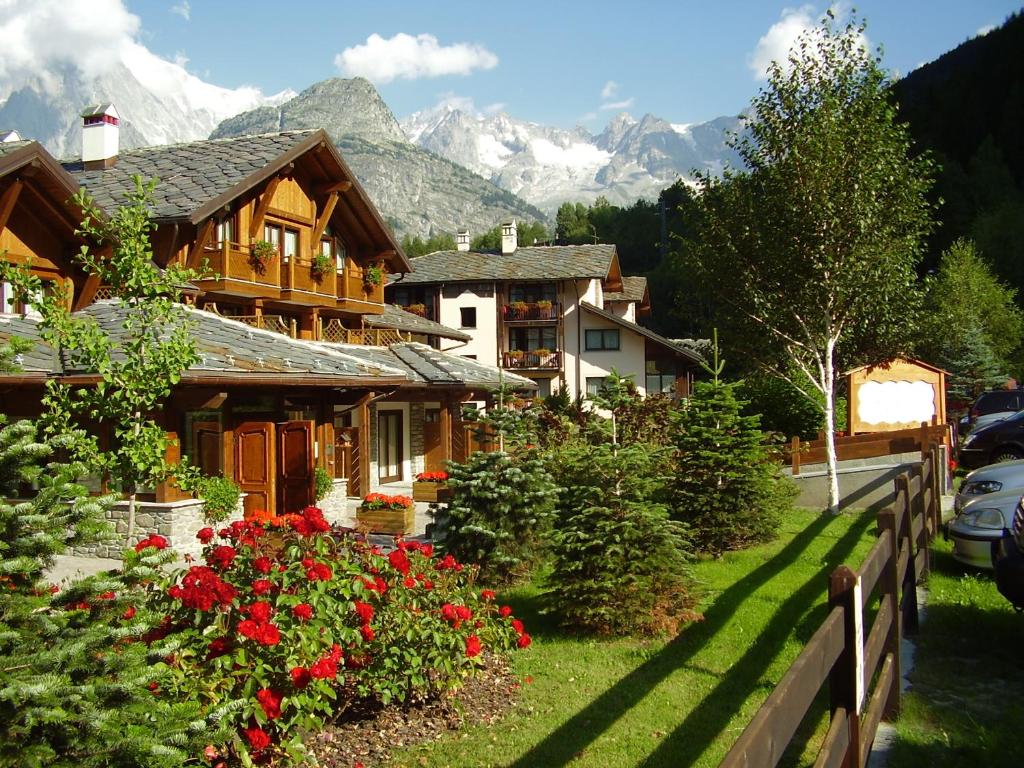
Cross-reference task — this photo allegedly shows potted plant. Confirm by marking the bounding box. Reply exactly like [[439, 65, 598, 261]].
[[355, 492, 415, 535], [533, 347, 550, 360], [406, 303, 427, 317], [508, 300, 529, 319], [536, 299, 553, 317], [250, 239, 277, 270], [413, 471, 451, 502], [363, 263, 384, 289], [507, 349, 525, 366], [310, 252, 333, 281]]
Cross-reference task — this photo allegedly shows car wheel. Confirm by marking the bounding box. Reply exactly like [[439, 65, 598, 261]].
[[992, 447, 1024, 463]]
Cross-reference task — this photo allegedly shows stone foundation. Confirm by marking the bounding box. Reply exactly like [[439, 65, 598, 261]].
[[69, 496, 246, 560], [319, 478, 350, 526]]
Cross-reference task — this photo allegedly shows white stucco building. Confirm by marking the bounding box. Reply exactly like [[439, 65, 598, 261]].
[[386, 221, 702, 399]]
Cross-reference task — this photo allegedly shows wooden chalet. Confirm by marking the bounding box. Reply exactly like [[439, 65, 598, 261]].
[[0, 113, 532, 544]]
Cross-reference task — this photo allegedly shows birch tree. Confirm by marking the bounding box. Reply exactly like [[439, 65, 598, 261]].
[[689, 13, 934, 513]]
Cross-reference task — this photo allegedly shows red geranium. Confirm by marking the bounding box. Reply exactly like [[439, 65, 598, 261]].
[[196, 527, 215, 544], [353, 600, 374, 624], [255, 622, 280, 646], [253, 556, 273, 573], [252, 579, 273, 596], [517, 632, 533, 649], [256, 688, 283, 720], [360, 624, 375, 642], [465, 635, 482, 657], [246, 602, 273, 623], [208, 545, 237, 570], [242, 726, 271, 753], [306, 562, 332, 581], [290, 666, 311, 689], [498, 605, 513, 618], [310, 657, 338, 680], [511, 618, 525, 634], [135, 534, 168, 552], [388, 548, 411, 575], [481, 589, 496, 601], [292, 603, 313, 621]]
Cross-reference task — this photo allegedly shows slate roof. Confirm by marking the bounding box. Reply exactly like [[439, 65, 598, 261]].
[[605, 276, 648, 303], [394, 244, 617, 284], [1, 304, 530, 390], [580, 302, 704, 364], [365, 304, 471, 342], [63, 131, 316, 222], [335, 342, 536, 389], [0, 139, 32, 158], [0, 315, 59, 374]]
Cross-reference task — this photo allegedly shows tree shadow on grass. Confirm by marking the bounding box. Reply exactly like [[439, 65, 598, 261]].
[[505, 511, 875, 768]]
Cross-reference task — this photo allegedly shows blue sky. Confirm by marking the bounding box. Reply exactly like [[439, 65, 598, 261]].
[[127, 1, 1022, 128]]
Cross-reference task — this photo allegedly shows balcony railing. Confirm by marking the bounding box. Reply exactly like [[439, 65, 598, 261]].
[[396, 303, 437, 322], [320, 318, 407, 346], [502, 350, 563, 370], [502, 301, 560, 322]]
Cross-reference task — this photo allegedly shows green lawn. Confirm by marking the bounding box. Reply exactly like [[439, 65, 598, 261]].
[[390, 509, 878, 768], [887, 538, 1023, 768]]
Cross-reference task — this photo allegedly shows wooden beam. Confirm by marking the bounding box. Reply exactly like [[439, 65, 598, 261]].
[[358, 392, 372, 495], [161, 222, 180, 266], [333, 197, 374, 248], [187, 219, 215, 269], [74, 272, 102, 311], [249, 176, 281, 239], [310, 191, 339, 246], [0, 179, 23, 232], [316, 180, 352, 195]]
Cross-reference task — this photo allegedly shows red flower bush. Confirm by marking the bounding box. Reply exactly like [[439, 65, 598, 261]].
[[360, 492, 414, 511], [134, 534, 168, 552], [147, 505, 527, 764], [415, 471, 448, 483]]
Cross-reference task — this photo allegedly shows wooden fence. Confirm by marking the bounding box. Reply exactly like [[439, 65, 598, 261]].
[[719, 443, 943, 768], [786, 423, 950, 475]]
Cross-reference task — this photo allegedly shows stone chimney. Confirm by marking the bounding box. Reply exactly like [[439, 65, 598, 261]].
[[81, 103, 120, 170], [456, 229, 471, 252], [501, 219, 517, 255]]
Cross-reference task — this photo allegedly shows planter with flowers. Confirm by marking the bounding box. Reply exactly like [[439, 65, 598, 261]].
[[413, 471, 451, 503], [250, 239, 277, 272], [356, 492, 415, 535], [310, 252, 333, 282]]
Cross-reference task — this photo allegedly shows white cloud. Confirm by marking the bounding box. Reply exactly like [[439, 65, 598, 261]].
[[482, 102, 506, 115], [579, 111, 598, 123], [170, 1, 190, 21], [601, 98, 634, 111], [600, 80, 618, 99], [0, 0, 140, 91], [748, 4, 868, 80], [334, 32, 498, 84]]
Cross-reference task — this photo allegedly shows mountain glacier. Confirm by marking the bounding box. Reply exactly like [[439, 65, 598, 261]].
[[401, 104, 744, 213]]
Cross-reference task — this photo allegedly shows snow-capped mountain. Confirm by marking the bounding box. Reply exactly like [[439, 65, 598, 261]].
[[0, 46, 292, 159], [401, 105, 744, 213]]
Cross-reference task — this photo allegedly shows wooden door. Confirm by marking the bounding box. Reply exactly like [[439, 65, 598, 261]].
[[278, 420, 315, 514], [378, 410, 403, 484], [192, 420, 222, 477], [236, 422, 275, 518], [423, 408, 444, 472]]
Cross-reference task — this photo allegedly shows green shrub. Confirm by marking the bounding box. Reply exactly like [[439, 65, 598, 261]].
[[314, 466, 332, 502], [546, 439, 696, 634], [198, 475, 241, 523]]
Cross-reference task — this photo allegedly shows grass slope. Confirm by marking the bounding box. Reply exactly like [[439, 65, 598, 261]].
[[887, 538, 1023, 768], [390, 509, 878, 768]]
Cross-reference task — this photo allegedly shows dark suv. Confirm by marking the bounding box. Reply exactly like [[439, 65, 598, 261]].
[[963, 389, 1024, 431], [959, 410, 1024, 469]]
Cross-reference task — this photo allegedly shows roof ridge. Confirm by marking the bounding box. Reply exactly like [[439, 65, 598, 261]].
[[62, 129, 320, 162]]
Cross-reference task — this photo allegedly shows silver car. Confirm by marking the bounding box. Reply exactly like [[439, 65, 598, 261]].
[[954, 459, 1024, 513], [948, 489, 1022, 569]]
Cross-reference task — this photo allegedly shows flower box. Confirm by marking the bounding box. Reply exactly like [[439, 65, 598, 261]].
[[412, 481, 452, 503], [356, 492, 415, 535]]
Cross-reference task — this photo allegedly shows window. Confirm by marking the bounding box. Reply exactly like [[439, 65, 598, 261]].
[[321, 237, 346, 272], [283, 228, 299, 263], [532, 378, 552, 398], [646, 374, 676, 395], [509, 283, 556, 303], [213, 214, 236, 247], [510, 326, 556, 351], [263, 223, 282, 253], [460, 307, 477, 328], [586, 377, 607, 397], [585, 328, 620, 351]]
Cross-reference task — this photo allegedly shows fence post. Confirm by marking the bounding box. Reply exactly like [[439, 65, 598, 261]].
[[912, 463, 931, 581], [791, 435, 801, 476], [828, 565, 862, 768], [919, 421, 929, 458], [877, 508, 902, 719], [930, 443, 943, 534], [894, 472, 919, 635]]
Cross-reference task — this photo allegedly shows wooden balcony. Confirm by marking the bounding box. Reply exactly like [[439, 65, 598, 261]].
[[502, 350, 563, 371], [280, 257, 337, 305], [197, 241, 281, 298], [336, 265, 385, 315], [502, 301, 561, 322]]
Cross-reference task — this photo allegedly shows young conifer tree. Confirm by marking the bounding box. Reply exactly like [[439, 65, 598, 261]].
[[671, 334, 797, 554]]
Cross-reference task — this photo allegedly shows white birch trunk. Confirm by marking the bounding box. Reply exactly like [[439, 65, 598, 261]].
[[823, 338, 840, 514]]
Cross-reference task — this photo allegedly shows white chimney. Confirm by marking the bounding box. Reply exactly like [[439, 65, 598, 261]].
[[0, 130, 21, 143], [456, 229, 471, 251], [501, 219, 518, 255], [81, 103, 120, 169]]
